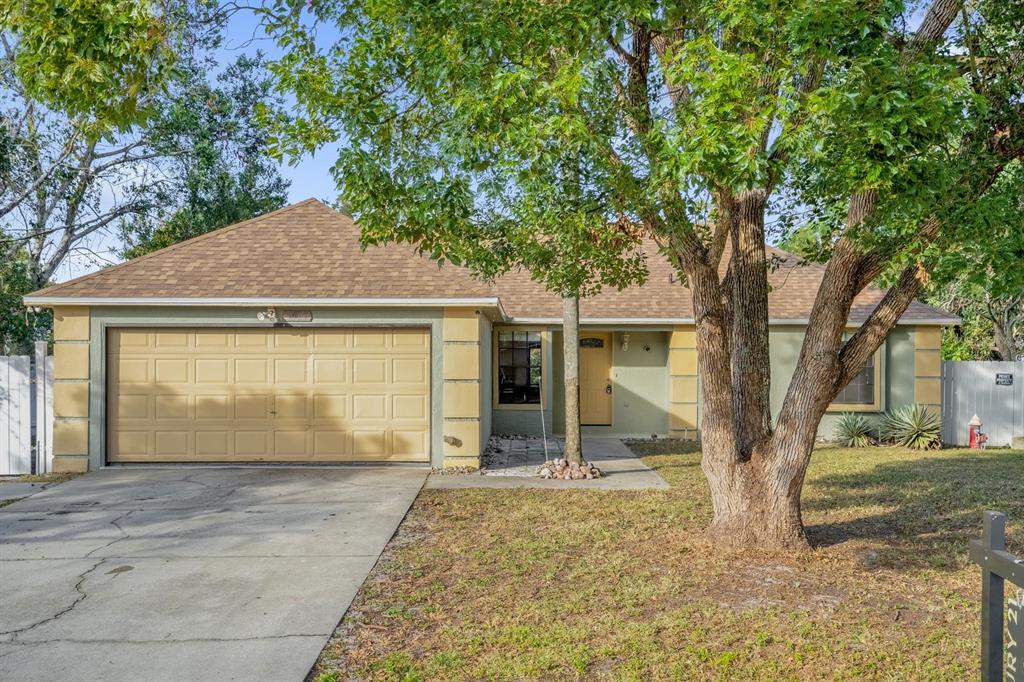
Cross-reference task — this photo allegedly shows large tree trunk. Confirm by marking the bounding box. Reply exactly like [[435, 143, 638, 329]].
[[562, 294, 582, 464]]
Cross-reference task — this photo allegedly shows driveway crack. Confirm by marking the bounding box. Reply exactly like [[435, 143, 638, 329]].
[[1, 559, 106, 640], [83, 509, 136, 558]]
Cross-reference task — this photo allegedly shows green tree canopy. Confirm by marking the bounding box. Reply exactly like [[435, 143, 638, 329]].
[[266, 0, 1022, 549], [0, 0, 181, 130]]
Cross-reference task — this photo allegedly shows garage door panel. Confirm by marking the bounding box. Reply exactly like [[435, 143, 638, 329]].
[[154, 395, 189, 419], [393, 394, 428, 420], [235, 358, 269, 383], [313, 431, 350, 457], [107, 328, 430, 463], [273, 358, 308, 383], [195, 358, 229, 383], [117, 394, 150, 419], [352, 358, 386, 383], [392, 430, 428, 457], [195, 431, 230, 457], [313, 358, 348, 384], [393, 357, 428, 383], [195, 395, 229, 419]]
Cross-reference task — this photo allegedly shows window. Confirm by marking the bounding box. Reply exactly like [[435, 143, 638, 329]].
[[830, 335, 882, 411], [580, 337, 605, 348], [834, 353, 875, 405], [497, 331, 542, 404]]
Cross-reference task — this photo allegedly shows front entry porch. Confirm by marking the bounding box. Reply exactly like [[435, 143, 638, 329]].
[[426, 436, 669, 490]]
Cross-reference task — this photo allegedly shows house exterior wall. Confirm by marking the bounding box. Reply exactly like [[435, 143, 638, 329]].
[[769, 324, 924, 438], [52, 303, 942, 471], [497, 322, 931, 442]]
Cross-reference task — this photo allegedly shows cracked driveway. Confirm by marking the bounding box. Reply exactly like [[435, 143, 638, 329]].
[[0, 466, 427, 681]]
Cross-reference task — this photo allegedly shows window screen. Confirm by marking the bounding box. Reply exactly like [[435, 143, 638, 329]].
[[497, 331, 542, 404]]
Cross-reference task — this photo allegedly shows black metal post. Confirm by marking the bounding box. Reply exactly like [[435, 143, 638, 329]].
[[982, 511, 1007, 682]]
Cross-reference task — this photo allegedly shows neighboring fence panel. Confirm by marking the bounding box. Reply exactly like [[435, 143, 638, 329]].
[[1, 355, 32, 475], [942, 361, 1024, 447], [1, 343, 54, 475]]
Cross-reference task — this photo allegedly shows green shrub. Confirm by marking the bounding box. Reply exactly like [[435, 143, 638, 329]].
[[834, 413, 875, 447], [880, 404, 942, 449]]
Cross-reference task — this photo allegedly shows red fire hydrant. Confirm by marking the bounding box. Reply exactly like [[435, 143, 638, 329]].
[[968, 414, 988, 449]]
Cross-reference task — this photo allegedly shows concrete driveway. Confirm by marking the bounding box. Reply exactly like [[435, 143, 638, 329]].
[[0, 466, 427, 682]]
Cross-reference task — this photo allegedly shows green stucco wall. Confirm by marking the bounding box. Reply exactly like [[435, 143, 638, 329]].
[[479, 314, 493, 445], [87, 306, 447, 468], [769, 325, 918, 439]]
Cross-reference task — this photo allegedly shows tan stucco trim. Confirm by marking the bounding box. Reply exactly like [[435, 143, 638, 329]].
[[442, 308, 482, 467], [668, 325, 699, 439], [913, 326, 942, 412], [52, 307, 91, 469]]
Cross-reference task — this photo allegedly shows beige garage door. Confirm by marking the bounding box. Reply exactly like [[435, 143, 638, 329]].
[[106, 327, 430, 463]]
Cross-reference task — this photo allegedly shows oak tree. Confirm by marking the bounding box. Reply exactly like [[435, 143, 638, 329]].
[[267, 0, 1023, 549]]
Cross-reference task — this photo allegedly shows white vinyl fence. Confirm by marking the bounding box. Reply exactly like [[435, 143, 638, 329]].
[[1, 341, 53, 475], [942, 360, 1024, 448]]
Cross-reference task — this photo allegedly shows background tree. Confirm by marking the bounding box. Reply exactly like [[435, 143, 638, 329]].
[[928, 161, 1023, 361], [120, 54, 289, 257], [267, 0, 1022, 550], [0, 6, 287, 352]]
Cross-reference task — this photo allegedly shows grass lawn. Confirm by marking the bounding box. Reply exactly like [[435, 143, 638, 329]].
[[313, 445, 1024, 681]]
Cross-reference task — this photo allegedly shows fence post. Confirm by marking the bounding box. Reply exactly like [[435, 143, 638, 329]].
[[33, 340, 51, 474], [982, 510, 1007, 682]]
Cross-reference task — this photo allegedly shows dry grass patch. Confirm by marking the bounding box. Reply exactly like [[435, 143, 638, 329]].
[[311, 445, 1023, 681]]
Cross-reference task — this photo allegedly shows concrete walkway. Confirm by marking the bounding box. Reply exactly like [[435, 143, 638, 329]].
[[0, 481, 50, 505], [427, 437, 669, 490], [0, 465, 427, 682]]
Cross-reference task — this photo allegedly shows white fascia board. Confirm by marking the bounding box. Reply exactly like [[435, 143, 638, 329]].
[[507, 317, 958, 326], [769, 318, 958, 326], [509, 317, 694, 325], [23, 295, 506, 312]]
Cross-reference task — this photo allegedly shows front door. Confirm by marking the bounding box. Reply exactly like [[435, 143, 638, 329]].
[[579, 332, 613, 425]]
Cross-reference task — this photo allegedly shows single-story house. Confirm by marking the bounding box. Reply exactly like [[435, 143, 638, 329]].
[[24, 199, 956, 472]]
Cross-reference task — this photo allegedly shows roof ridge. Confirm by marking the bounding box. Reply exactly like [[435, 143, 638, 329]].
[[31, 198, 327, 297]]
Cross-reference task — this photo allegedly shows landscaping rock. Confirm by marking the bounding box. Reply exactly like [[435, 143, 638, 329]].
[[535, 458, 604, 480]]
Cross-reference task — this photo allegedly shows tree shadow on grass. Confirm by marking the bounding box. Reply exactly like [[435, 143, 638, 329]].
[[803, 451, 1024, 566]]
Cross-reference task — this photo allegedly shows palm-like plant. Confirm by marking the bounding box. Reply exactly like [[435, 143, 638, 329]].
[[880, 404, 942, 449], [834, 413, 875, 447]]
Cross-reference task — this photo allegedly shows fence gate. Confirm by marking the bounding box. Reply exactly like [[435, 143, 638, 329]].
[[942, 361, 1024, 447], [0, 342, 53, 475]]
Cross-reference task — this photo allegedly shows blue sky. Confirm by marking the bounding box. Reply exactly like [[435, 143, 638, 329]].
[[215, 10, 344, 206]]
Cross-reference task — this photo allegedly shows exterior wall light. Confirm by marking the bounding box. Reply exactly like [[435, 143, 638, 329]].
[[256, 306, 277, 322]]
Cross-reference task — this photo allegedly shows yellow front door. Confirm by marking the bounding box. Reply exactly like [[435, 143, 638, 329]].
[[579, 332, 613, 425]]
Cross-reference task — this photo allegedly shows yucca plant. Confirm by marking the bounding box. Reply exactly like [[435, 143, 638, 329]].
[[880, 404, 942, 449], [834, 413, 875, 447]]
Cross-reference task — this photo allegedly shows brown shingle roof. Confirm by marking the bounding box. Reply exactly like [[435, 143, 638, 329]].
[[26, 199, 957, 324]]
